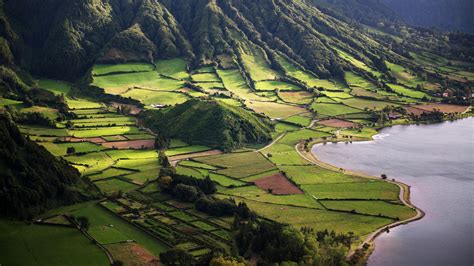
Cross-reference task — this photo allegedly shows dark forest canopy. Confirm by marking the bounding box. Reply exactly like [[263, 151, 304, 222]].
[[0, 113, 100, 219]]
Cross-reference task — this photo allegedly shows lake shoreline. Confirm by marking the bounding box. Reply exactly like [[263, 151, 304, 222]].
[[297, 140, 425, 264], [303, 116, 473, 265]]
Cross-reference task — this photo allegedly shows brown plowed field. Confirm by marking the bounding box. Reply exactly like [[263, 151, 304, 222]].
[[254, 173, 303, 195], [318, 119, 357, 128]]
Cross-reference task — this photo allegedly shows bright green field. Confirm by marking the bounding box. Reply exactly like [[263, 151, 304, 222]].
[[320, 200, 416, 220], [240, 46, 279, 81], [344, 72, 378, 90], [92, 72, 184, 94], [311, 103, 361, 116], [195, 151, 276, 178], [337, 49, 381, 77], [155, 58, 189, 80], [279, 129, 330, 145], [255, 80, 303, 91], [88, 168, 134, 181], [322, 90, 353, 99], [66, 98, 103, 109], [191, 72, 220, 82], [71, 204, 168, 255], [0, 97, 22, 107], [165, 145, 211, 156], [0, 219, 109, 266], [242, 200, 393, 237], [38, 79, 71, 95], [69, 126, 141, 138], [217, 69, 270, 101], [262, 143, 310, 165], [41, 142, 105, 156], [246, 101, 306, 119], [284, 114, 312, 126], [341, 98, 398, 111], [92, 63, 154, 76], [387, 83, 428, 99], [279, 165, 365, 185], [20, 106, 59, 120], [94, 178, 139, 194], [122, 89, 189, 106], [303, 181, 399, 200]]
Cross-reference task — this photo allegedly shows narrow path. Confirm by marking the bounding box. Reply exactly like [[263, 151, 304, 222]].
[[257, 133, 286, 152], [294, 142, 425, 260]]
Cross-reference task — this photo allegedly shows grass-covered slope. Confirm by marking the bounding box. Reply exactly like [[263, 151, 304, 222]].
[[0, 114, 99, 219], [142, 99, 272, 151]]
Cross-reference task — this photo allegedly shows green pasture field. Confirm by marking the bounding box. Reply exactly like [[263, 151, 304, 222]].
[[94, 178, 139, 194], [218, 186, 318, 209], [241, 169, 281, 182], [92, 63, 154, 76], [216, 98, 242, 107], [279, 129, 330, 145], [341, 98, 398, 111], [122, 89, 189, 106], [71, 108, 106, 115], [165, 145, 210, 156], [92, 71, 184, 94], [69, 126, 141, 138], [0, 97, 22, 107], [100, 200, 127, 214], [311, 103, 361, 117], [88, 168, 135, 181], [337, 49, 381, 77], [302, 181, 399, 200], [195, 66, 215, 73], [71, 204, 168, 255], [38, 79, 71, 95], [169, 139, 188, 148], [195, 152, 276, 178], [67, 98, 103, 109], [106, 150, 158, 160], [41, 142, 105, 156], [386, 62, 425, 88], [71, 116, 135, 125], [322, 90, 353, 99], [124, 169, 160, 185], [191, 72, 221, 82], [283, 114, 312, 126], [178, 160, 218, 170], [275, 54, 339, 90], [315, 97, 338, 103], [155, 58, 189, 80], [239, 47, 279, 81], [279, 165, 365, 184], [176, 166, 205, 178], [350, 87, 399, 101], [65, 152, 115, 175], [387, 83, 428, 99], [246, 101, 306, 119], [240, 200, 394, 237], [19, 106, 59, 120], [196, 82, 225, 91], [274, 122, 300, 134], [124, 134, 155, 140], [344, 72, 378, 90], [278, 91, 313, 104], [0, 219, 109, 266], [188, 167, 246, 187], [20, 126, 69, 137], [113, 158, 158, 171], [320, 200, 416, 220], [255, 80, 303, 91], [169, 211, 196, 222], [191, 221, 217, 232], [217, 69, 270, 101], [262, 143, 310, 165]]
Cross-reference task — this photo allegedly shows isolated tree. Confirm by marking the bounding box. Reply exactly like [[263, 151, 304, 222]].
[[66, 147, 75, 154], [77, 216, 90, 231]]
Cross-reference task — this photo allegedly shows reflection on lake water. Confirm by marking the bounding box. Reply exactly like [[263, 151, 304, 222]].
[[312, 118, 474, 266]]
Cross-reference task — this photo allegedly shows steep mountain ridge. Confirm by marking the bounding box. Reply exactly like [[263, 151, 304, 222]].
[[4, 0, 469, 82]]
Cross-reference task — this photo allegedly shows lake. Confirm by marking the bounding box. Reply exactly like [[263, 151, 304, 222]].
[[312, 118, 474, 266]]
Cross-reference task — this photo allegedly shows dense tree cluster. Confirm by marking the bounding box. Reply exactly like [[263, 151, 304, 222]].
[[0, 114, 99, 219], [141, 99, 272, 151]]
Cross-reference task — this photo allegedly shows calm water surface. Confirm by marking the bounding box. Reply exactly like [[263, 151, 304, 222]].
[[312, 118, 474, 266]]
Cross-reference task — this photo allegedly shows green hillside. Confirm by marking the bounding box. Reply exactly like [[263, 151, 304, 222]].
[[142, 99, 273, 151]]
